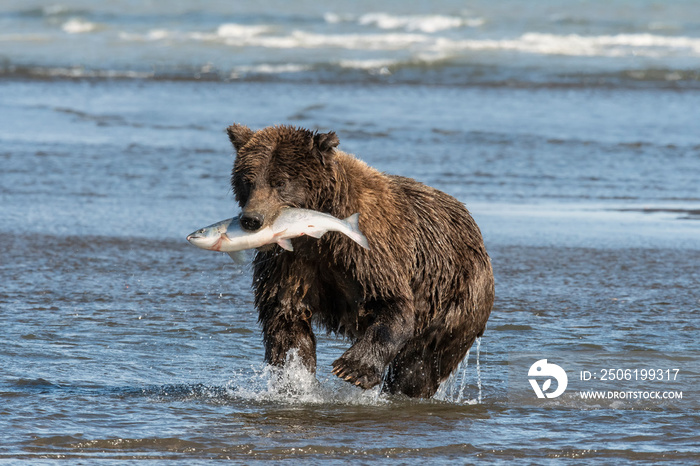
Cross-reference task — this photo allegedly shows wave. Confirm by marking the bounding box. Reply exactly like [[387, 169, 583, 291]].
[[324, 12, 485, 33], [118, 24, 274, 43], [337, 58, 397, 72], [113, 25, 700, 59], [442, 32, 700, 58], [199, 28, 428, 50], [61, 18, 99, 34], [4, 22, 699, 87], [215, 23, 272, 38], [117, 26, 428, 52], [357, 12, 484, 33], [232, 63, 312, 75]]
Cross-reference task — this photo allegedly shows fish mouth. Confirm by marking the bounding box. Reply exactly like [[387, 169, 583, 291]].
[[186, 232, 215, 250], [186, 233, 204, 243]]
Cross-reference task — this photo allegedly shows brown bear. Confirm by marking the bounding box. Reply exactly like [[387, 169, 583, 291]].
[[227, 124, 494, 398]]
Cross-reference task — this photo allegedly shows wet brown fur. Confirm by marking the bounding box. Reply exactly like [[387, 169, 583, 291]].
[[227, 124, 494, 398]]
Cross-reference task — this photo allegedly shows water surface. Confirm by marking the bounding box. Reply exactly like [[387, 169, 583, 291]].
[[1, 0, 699, 463]]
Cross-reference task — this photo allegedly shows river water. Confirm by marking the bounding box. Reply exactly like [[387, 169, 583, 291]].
[[1, 1, 699, 463]]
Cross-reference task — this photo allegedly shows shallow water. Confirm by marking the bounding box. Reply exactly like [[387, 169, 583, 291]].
[[2, 1, 700, 463], [2, 78, 698, 464]]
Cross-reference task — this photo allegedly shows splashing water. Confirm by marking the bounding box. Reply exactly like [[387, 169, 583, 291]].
[[434, 336, 484, 404], [457, 349, 470, 404], [476, 337, 483, 404], [226, 345, 486, 405], [226, 350, 387, 406]]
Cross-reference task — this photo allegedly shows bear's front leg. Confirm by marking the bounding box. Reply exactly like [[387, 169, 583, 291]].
[[331, 297, 415, 389], [261, 307, 317, 373], [254, 255, 319, 373]]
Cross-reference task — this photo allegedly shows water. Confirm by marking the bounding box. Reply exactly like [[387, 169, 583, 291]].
[[1, 1, 699, 463], [2, 0, 700, 87]]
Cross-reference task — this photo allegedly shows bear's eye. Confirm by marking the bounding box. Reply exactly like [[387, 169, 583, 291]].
[[271, 179, 287, 189], [239, 176, 255, 191]]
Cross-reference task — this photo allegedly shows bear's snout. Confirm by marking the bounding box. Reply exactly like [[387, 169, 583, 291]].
[[240, 212, 264, 232]]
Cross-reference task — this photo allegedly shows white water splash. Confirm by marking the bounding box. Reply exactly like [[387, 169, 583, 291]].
[[476, 337, 483, 404], [434, 337, 484, 405], [457, 350, 470, 404], [226, 350, 387, 405]]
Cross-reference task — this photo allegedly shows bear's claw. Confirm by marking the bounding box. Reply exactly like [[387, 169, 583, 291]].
[[331, 356, 382, 390]]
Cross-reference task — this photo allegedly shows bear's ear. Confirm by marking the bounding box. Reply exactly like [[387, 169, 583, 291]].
[[312, 131, 339, 166], [226, 124, 254, 153]]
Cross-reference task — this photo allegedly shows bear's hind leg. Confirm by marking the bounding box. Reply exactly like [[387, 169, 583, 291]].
[[384, 324, 477, 398]]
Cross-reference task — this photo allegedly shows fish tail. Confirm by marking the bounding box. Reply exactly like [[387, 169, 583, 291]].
[[343, 213, 370, 250]]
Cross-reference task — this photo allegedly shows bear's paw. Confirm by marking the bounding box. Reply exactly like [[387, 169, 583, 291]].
[[331, 354, 383, 389]]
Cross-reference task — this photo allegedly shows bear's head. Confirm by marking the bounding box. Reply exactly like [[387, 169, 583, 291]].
[[227, 124, 340, 232]]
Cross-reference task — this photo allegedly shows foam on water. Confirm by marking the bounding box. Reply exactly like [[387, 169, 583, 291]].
[[61, 18, 98, 34], [115, 25, 700, 58], [337, 58, 396, 72], [357, 13, 480, 33], [248, 30, 428, 50], [325, 12, 485, 33], [216, 23, 272, 39], [440, 32, 700, 58], [232, 63, 311, 76]]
